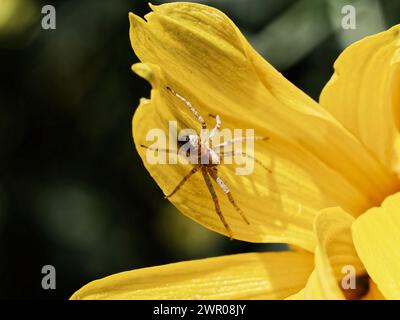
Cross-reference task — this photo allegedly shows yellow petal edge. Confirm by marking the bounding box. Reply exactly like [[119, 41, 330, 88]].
[[70, 251, 313, 300], [352, 192, 400, 299]]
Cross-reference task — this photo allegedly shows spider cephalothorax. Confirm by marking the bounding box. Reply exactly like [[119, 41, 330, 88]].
[[177, 125, 221, 166], [142, 86, 270, 238]]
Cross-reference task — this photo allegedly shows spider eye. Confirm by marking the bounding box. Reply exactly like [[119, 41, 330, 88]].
[[181, 135, 190, 142], [177, 135, 190, 147]]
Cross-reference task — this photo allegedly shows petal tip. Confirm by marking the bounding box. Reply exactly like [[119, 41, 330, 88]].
[[389, 24, 400, 34], [131, 63, 158, 85], [128, 12, 144, 29]]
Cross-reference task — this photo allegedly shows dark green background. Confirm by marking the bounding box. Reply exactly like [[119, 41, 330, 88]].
[[0, 0, 398, 299]]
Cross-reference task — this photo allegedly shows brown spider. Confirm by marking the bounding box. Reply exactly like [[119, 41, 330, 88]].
[[141, 86, 270, 239]]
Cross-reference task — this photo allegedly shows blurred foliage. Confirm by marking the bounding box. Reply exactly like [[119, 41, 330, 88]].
[[0, 0, 38, 47], [0, 0, 398, 299]]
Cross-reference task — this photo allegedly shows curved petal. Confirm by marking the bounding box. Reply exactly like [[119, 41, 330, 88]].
[[320, 25, 400, 172], [70, 251, 313, 300], [288, 208, 365, 300], [129, 3, 399, 249], [352, 192, 400, 299]]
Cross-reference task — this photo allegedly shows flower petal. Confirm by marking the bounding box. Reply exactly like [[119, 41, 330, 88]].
[[129, 3, 398, 249], [352, 192, 400, 299], [70, 251, 313, 300], [320, 25, 400, 172], [133, 88, 318, 249], [288, 208, 365, 299]]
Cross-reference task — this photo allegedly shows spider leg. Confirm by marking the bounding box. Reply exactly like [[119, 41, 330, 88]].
[[213, 136, 269, 149], [141, 144, 178, 155], [208, 114, 221, 140], [201, 167, 233, 239], [219, 151, 272, 173], [207, 167, 250, 225], [165, 165, 201, 199], [166, 87, 207, 129]]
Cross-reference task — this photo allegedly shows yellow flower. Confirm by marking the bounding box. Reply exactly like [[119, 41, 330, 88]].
[[71, 3, 400, 299]]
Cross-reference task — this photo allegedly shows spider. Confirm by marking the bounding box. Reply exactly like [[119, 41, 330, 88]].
[[141, 86, 270, 239]]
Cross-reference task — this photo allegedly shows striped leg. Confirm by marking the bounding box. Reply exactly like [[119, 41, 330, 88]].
[[207, 167, 249, 225], [141, 144, 178, 155], [165, 166, 201, 198], [166, 87, 206, 129], [201, 167, 233, 239], [213, 136, 268, 149], [208, 114, 221, 140], [219, 151, 272, 173]]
